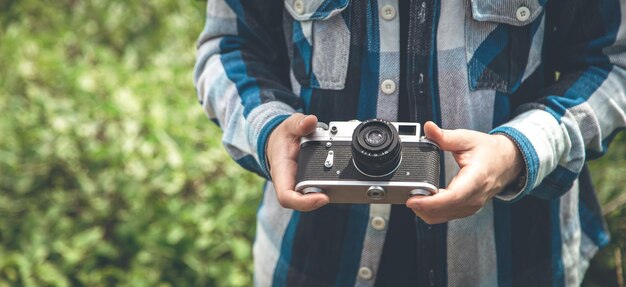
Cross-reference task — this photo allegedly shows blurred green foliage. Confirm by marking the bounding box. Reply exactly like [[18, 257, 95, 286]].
[[584, 133, 626, 287], [0, 1, 624, 286], [0, 1, 263, 286]]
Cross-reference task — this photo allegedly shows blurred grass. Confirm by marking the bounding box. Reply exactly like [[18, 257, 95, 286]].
[[0, 1, 624, 286]]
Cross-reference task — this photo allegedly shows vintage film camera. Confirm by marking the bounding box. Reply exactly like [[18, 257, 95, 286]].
[[295, 119, 441, 204]]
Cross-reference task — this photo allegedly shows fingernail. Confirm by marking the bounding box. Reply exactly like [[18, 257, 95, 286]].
[[299, 115, 309, 126], [315, 199, 327, 208], [407, 201, 421, 210]]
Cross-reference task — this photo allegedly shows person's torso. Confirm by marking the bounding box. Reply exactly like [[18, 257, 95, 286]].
[[254, 1, 605, 286]]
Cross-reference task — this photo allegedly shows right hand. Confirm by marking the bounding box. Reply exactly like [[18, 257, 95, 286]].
[[266, 113, 330, 211]]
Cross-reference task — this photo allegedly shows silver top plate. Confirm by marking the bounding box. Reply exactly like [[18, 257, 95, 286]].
[[302, 120, 421, 142], [301, 120, 438, 147]]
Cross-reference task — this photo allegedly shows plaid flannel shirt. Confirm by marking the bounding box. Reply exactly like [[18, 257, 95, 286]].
[[194, 0, 626, 286]]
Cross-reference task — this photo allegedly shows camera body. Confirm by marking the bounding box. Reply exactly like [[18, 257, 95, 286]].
[[295, 119, 440, 204]]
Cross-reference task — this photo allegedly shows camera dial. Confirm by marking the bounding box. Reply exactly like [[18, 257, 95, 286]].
[[351, 119, 402, 177]]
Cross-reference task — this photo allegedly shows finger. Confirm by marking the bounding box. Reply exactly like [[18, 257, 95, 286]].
[[423, 121, 475, 152], [286, 113, 318, 137], [270, 151, 299, 195], [445, 166, 484, 195], [276, 188, 330, 212], [406, 167, 481, 215], [271, 158, 329, 211], [444, 166, 491, 210], [410, 209, 447, 225], [408, 191, 467, 224], [406, 188, 459, 216], [270, 151, 330, 211]]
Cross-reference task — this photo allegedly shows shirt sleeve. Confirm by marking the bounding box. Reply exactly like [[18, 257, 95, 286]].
[[193, 0, 299, 178], [491, 0, 626, 201]]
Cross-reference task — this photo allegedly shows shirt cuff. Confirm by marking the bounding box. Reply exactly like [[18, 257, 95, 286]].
[[489, 127, 536, 201], [489, 109, 566, 201]]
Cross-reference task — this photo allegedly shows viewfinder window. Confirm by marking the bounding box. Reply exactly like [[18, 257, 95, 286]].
[[398, 125, 417, 136]]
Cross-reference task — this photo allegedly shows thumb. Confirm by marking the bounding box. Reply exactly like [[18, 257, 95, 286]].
[[423, 121, 474, 152], [287, 113, 318, 137]]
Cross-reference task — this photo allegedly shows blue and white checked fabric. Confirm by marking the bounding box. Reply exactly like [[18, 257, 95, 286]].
[[194, 0, 626, 286]]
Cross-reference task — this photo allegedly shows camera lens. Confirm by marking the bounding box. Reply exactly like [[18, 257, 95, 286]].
[[364, 129, 386, 147], [351, 119, 402, 177]]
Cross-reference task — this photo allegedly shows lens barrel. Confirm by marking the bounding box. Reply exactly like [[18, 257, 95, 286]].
[[351, 119, 402, 176]]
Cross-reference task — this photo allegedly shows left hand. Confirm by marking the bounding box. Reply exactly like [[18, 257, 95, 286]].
[[406, 121, 524, 224]]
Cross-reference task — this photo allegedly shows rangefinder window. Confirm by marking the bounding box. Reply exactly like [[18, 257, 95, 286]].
[[398, 125, 417, 136]]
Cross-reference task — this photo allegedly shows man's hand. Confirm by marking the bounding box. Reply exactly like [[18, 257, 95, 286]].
[[266, 113, 330, 211], [406, 122, 524, 224]]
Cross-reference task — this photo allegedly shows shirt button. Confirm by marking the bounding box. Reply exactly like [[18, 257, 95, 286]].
[[371, 217, 386, 230], [380, 79, 396, 95], [293, 0, 305, 15], [516, 6, 531, 22], [358, 266, 373, 280], [380, 5, 396, 21]]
